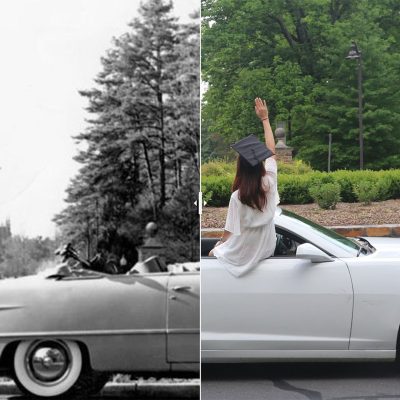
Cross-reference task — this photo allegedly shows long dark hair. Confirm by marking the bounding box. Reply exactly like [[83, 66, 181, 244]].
[[232, 156, 268, 211]]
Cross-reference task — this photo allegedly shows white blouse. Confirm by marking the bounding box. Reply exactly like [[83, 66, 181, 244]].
[[213, 158, 279, 277]]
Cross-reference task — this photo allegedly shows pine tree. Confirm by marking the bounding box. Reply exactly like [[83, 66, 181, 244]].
[[54, 0, 200, 263]]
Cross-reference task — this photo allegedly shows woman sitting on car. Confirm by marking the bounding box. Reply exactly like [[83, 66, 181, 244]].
[[209, 98, 279, 277]]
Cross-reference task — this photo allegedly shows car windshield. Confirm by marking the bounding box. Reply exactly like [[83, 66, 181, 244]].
[[45, 265, 104, 280], [281, 209, 360, 255]]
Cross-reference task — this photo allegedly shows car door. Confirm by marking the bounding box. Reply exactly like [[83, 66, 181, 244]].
[[202, 231, 353, 353], [167, 272, 200, 362], [14, 272, 171, 372]]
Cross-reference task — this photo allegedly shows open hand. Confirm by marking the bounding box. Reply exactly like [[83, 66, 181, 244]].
[[254, 98, 268, 120]]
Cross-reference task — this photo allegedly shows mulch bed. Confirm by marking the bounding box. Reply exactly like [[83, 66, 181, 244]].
[[202, 199, 400, 229]]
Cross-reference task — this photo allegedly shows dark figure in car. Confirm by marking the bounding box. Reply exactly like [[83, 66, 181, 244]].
[[90, 240, 119, 274]]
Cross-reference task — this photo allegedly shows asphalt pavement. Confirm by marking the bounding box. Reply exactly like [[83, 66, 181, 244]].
[[0, 381, 199, 399], [201, 362, 400, 400], [0, 398, 184, 400]]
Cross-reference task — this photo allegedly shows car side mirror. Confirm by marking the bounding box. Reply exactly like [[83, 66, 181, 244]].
[[296, 243, 333, 263]]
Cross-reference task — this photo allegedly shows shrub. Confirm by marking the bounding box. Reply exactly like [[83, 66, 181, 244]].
[[353, 177, 391, 205], [386, 170, 400, 198], [201, 176, 232, 207], [330, 171, 358, 202], [201, 160, 235, 177], [277, 159, 313, 175], [202, 164, 400, 207], [375, 176, 392, 201], [278, 175, 314, 204], [201, 158, 313, 177], [353, 180, 376, 205], [309, 183, 341, 210], [201, 186, 213, 206]]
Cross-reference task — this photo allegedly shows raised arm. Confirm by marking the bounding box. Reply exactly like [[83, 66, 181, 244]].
[[254, 98, 276, 157]]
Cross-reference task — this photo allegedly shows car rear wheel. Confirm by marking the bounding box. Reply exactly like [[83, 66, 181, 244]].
[[13, 339, 89, 398]]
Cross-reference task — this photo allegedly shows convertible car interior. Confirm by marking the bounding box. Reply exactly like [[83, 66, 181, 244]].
[[129, 255, 200, 274], [201, 227, 305, 258], [130, 255, 168, 274]]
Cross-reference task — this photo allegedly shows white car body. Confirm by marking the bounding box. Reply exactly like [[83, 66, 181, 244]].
[[0, 267, 199, 398], [201, 208, 400, 363]]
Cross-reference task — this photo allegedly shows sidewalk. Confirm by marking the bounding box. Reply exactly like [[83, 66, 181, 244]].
[[0, 381, 199, 398]]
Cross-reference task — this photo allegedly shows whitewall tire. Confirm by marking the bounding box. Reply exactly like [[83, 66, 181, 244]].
[[13, 339, 83, 398]]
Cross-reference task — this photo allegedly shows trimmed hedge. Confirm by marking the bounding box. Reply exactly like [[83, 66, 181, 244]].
[[201, 176, 233, 207], [202, 169, 400, 207], [309, 182, 341, 210], [202, 159, 313, 177], [201, 160, 236, 177]]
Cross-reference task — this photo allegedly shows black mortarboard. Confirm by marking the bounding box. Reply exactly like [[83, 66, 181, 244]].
[[231, 134, 274, 166]]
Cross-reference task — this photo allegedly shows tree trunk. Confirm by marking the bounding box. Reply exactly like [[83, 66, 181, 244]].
[[142, 142, 157, 219], [158, 92, 166, 207], [157, 41, 166, 207]]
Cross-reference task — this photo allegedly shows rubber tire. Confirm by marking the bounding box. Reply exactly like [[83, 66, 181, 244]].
[[13, 340, 82, 398]]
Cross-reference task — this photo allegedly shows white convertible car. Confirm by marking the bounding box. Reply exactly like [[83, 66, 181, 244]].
[[0, 252, 199, 398], [201, 208, 400, 363]]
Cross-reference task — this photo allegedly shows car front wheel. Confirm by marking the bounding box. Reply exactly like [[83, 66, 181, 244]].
[[13, 339, 84, 398]]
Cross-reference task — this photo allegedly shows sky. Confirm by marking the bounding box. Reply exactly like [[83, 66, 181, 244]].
[[0, 0, 198, 238]]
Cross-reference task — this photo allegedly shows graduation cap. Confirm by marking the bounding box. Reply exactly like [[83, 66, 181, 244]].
[[231, 134, 274, 166]]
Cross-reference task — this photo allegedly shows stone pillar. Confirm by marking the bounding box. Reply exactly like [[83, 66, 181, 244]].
[[137, 222, 166, 265], [274, 124, 293, 163]]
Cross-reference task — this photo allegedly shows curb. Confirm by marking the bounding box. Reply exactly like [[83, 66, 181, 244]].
[[201, 229, 224, 238], [0, 381, 200, 398], [329, 224, 400, 238], [202, 224, 400, 238], [102, 382, 199, 398], [0, 382, 19, 395]]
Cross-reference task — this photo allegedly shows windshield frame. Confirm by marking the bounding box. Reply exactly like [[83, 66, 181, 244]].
[[278, 209, 361, 257]]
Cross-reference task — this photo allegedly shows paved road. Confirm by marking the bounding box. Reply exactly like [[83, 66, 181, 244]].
[[0, 397, 185, 400], [202, 362, 400, 400], [0, 397, 128, 400], [0, 397, 122, 400]]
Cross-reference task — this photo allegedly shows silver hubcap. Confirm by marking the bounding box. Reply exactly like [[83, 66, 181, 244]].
[[26, 341, 71, 385]]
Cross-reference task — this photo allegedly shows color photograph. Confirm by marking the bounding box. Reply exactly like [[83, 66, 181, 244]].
[[201, 0, 400, 399]]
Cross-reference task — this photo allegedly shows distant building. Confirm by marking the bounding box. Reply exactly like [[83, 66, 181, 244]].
[[0, 219, 11, 263], [0, 219, 11, 244]]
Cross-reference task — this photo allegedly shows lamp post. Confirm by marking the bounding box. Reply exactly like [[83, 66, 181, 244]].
[[346, 41, 364, 170], [328, 133, 332, 172]]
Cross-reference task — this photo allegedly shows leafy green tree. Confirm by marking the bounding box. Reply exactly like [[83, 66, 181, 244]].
[[202, 0, 400, 170]]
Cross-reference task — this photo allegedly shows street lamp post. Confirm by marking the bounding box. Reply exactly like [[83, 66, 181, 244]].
[[328, 133, 332, 172], [346, 41, 364, 170]]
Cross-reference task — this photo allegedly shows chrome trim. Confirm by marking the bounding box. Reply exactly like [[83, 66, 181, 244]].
[[0, 306, 23, 311], [172, 286, 192, 292], [167, 329, 199, 334], [25, 340, 72, 385], [0, 327, 199, 339], [201, 349, 396, 362]]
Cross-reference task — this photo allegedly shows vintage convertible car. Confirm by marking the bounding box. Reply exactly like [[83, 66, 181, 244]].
[[202, 208, 400, 363], [0, 252, 199, 398]]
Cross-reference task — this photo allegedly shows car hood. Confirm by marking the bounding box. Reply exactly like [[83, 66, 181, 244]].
[[361, 237, 400, 258]]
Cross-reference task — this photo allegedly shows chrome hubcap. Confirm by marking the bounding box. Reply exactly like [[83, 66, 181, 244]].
[[26, 341, 71, 384]]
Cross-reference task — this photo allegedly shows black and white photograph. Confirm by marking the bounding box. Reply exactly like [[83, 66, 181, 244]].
[[0, 0, 199, 398]]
